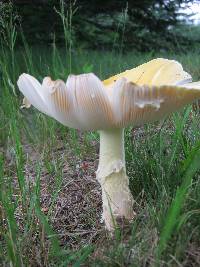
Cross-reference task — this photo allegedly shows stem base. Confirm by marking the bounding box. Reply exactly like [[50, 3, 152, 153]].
[[97, 128, 135, 231]]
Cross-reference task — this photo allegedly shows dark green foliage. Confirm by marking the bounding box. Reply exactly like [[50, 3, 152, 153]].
[[2, 0, 197, 51]]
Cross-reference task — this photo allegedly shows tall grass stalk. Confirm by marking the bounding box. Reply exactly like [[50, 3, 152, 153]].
[[109, 2, 129, 72], [55, 0, 78, 72], [0, 1, 18, 89]]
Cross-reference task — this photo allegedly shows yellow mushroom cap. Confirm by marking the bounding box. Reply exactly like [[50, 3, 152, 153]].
[[103, 58, 192, 87], [17, 58, 200, 130]]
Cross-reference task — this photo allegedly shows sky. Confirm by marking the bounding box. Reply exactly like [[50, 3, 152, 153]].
[[181, 1, 200, 24]]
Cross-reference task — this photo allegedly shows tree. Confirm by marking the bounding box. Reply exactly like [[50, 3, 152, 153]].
[[10, 0, 197, 50]]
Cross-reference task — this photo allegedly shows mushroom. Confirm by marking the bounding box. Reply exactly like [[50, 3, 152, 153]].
[[17, 58, 200, 231]]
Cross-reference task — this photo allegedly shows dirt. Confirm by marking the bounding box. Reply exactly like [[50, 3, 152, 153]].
[[21, 136, 105, 250]]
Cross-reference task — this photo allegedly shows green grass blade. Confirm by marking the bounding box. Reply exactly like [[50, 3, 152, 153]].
[[157, 142, 200, 257]]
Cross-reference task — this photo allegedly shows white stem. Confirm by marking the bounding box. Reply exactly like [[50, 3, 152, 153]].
[[96, 128, 135, 231]]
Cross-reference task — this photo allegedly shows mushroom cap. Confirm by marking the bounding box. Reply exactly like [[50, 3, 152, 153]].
[[17, 58, 200, 131]]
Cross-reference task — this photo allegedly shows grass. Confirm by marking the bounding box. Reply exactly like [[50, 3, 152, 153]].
[[1, 39, 200, 266]]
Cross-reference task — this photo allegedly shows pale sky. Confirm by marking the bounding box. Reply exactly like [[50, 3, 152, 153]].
[[180, 2, 200, 24]]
